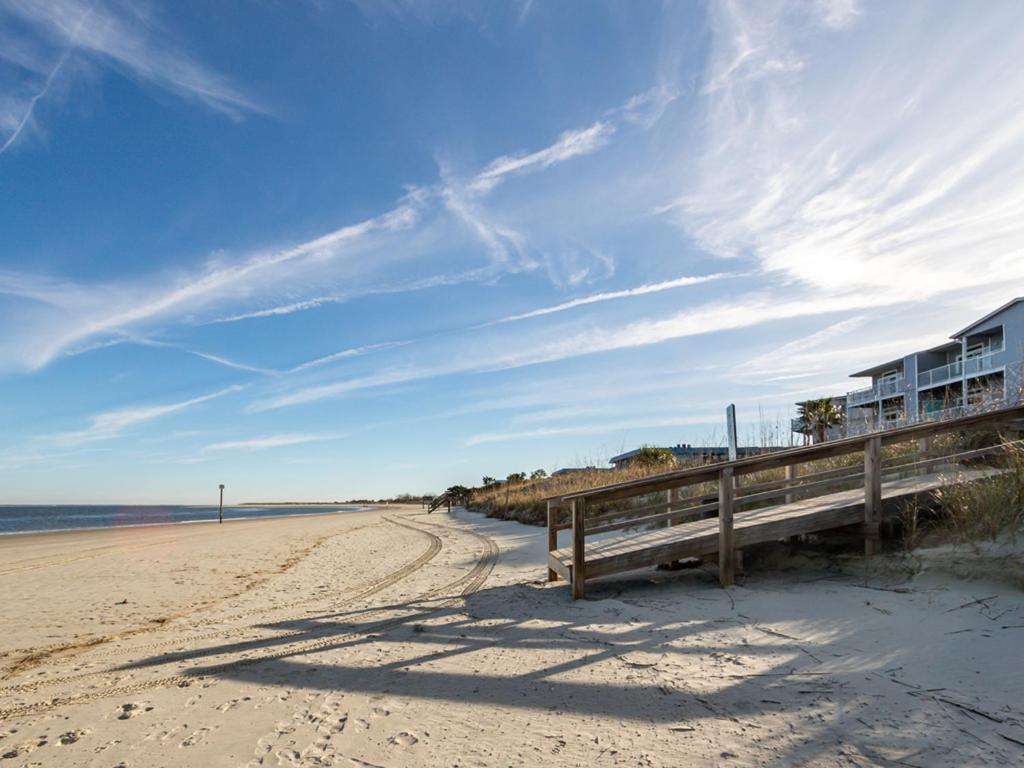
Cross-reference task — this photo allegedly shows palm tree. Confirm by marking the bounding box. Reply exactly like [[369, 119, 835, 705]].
[[797, 398, 845, 444]]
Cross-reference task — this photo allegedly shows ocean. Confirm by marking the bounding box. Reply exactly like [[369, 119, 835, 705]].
[[0, 504, 366, 536]]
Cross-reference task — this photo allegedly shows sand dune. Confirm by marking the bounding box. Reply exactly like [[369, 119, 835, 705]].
[[1, 506, 1022, 766]]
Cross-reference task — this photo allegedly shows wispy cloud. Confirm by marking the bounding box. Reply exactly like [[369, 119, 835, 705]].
[[466, 412, 721, 446], [666, 0, 1024, 297], [488, 272, 736, 324], [37, 384, 243, 446], [252, 288, 896, 411], [202, 433, 339, 453], [468, 121, 615, 195], [0, 0, 264, 153]]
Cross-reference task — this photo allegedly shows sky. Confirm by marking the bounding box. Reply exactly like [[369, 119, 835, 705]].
[[2, 0, 1024, 504]]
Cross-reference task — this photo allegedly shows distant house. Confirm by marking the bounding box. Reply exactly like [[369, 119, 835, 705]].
[[551, 467, 609, 477], [793, 298, 1024, 438], [608, 444, 773, 470]]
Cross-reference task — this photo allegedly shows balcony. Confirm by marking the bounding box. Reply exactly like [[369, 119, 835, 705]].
[[847, 386, 876, 407], [917, 343, 1004, 390], [917, 360, 962, 390], [847, 377, 905, 407]]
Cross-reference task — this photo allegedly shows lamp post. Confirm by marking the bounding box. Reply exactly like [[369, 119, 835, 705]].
[[218, 484, 225, 524]]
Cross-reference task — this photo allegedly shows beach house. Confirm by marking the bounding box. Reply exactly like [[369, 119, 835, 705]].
[[842, 298, 1024, 434]]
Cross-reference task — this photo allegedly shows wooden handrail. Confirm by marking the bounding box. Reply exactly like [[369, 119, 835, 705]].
[[560, 404, 1024, 504], [548, 405, 1024, 598], [586, 501, 719, 535]]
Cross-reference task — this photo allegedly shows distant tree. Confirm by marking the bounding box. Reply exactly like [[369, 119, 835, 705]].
[[481, 476, 498, 487], [530, 469, 547, 480], [633, 446, 677, 469], [797, 398, 846, 444], [506, 472, 527, 484]]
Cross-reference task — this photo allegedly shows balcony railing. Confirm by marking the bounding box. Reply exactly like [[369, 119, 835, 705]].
[[847, 377, 905, 406], [917, 343, 1004, 390], [917, 360, 962, 389], [847, 386, 875, 406]]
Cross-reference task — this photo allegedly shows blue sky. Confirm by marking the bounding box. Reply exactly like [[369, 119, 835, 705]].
[[2, 0, 1024, 503]]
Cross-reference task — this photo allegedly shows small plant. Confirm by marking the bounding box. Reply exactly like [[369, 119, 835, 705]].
[[632, 446, 678, 469]]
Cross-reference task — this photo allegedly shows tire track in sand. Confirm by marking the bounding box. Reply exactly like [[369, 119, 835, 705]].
[[0, 515, 496, 720]]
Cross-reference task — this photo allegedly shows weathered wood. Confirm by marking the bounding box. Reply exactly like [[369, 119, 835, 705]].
[[559, 404, 1024, 504], [547, 500, 558, 582], [736, 471, 864, 508], [548, 469, 1002, 583], [864, 436, 882, 556], [547, 552, 570, 581], [571, 498, 586, 599], [718, 467, 735, 586], [785, 464, 798, 505], [585, 501, 719, 535]]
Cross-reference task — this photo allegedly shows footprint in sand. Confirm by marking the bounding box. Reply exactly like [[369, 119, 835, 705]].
[[116, 702, 152, 720], [180, 727, 211, 747], [389, 731, 419, 747], [370, 706, 390, 718], [56, 729, 89, 746]]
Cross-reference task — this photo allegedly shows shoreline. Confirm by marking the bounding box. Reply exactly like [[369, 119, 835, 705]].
[[0, 504, 373, 539]]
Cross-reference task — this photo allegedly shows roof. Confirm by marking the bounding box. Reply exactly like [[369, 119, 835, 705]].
[[608, 445, 770, 464], [850, 357, 905, 378], [951, 297, 1024, 339]]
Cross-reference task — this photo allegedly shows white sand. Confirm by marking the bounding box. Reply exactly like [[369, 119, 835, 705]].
[[1, 505, 1022, 767]]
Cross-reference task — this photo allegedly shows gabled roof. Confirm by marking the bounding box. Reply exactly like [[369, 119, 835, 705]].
[[952, 297, 1024, 339]]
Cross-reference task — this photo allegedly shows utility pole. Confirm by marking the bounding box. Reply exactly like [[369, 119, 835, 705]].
[[218, 484, 225, 524]]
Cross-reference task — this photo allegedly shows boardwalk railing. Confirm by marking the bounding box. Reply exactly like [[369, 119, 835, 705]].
[[547, 404, 1024, 598]]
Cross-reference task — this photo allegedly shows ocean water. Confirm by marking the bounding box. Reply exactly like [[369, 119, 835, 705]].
[[0, 504, 366, 536]]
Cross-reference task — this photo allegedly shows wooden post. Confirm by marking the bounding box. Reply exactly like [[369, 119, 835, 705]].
[[547, 500, 558, 582], [218, 484, 224, 524], [864, 436, 882, 556], [718, 467, 735, 586], [571, 498, 587, 599], [784, 464, 797, 505], [665, 488, 673, 526]]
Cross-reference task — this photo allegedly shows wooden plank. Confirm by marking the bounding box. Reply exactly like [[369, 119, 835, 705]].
[[547, 552, 570, 581], [571, 498, 586, 599], [864, 436, 882, 556], [718, 467, 735, 586], [546, 500, 559, 582]]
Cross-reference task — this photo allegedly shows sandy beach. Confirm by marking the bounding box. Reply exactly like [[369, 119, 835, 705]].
[[1, 506, 1023, 767]]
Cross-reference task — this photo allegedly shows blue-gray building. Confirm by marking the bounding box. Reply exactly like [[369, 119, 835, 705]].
[[843, 298, 1024, 433]]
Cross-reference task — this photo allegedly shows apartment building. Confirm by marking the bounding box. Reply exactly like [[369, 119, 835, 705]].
[[843, 298, 1024, 433]]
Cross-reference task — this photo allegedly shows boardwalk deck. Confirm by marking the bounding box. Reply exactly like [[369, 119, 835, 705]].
[[548, 468, 998, 584]]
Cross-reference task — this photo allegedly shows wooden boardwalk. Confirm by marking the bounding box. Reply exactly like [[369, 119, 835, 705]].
[[548, 469, 995, 583], [546, 405, 1024, 598]]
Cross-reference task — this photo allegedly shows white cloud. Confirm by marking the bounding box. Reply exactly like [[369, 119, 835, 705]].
[[0, 0, 264, 153], [668, 0, 1024, 297], [466, 412, 721, 446], [468, 121, 615, 195], [489, 273, 736, 324], [252, 288, 897, 411], [37, 384, 243, 446], [202, 433, 338, 453]]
